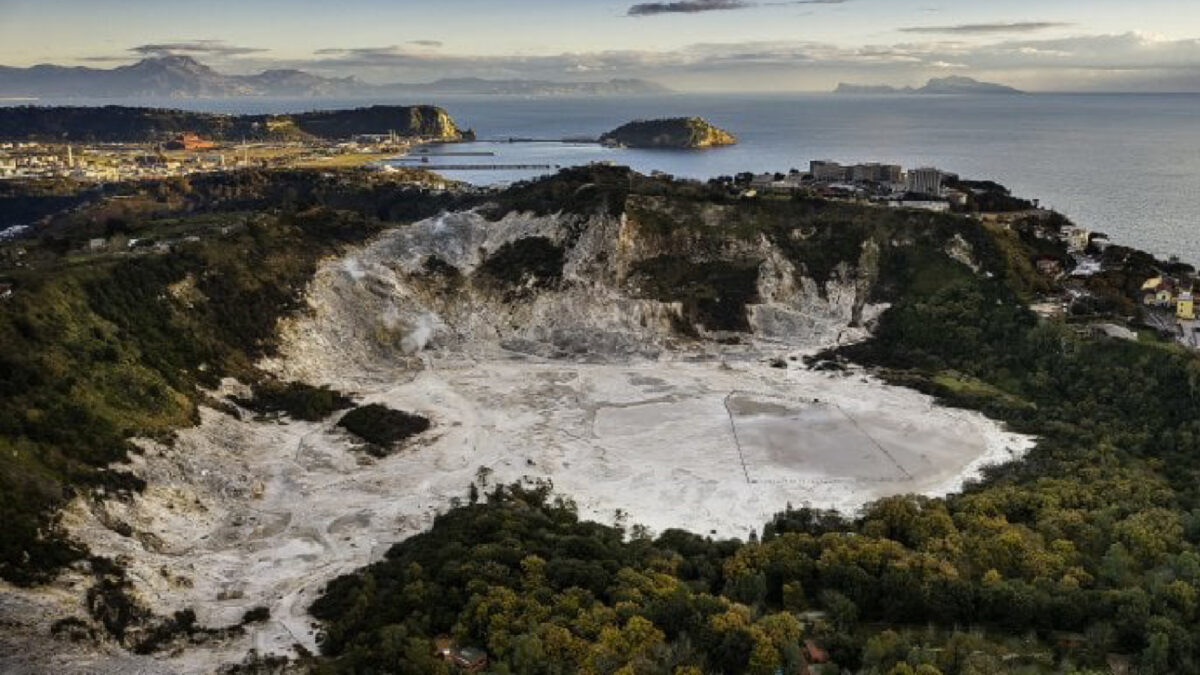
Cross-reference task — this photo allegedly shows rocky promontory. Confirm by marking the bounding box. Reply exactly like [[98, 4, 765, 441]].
[[0, 104, 472, 142], [599, 116, 736, 149]]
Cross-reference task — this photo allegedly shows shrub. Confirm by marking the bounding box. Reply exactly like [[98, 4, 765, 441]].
[[337, 404, 431, 456]]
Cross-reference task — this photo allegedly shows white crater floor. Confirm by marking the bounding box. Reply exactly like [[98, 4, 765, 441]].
[[0, 349, 1032, 674]]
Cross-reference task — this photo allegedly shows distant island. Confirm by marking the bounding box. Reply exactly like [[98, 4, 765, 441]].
[[0, 55, 670, 99], [0, 104, 470, 142], [600, 117, 736, 149], [835, 76, 1024, 95]]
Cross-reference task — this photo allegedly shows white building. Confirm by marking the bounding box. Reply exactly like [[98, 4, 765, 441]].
[[810, 160, 846, 182], [850, 163, 902, 184], [1062, 227, 1091, 253], [905, 167, 944, 196]]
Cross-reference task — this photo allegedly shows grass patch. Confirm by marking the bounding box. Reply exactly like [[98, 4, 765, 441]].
[[930, 370, 1036, 414]]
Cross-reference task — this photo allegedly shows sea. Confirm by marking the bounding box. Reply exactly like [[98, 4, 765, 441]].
[[11, 93, 1200, 263]]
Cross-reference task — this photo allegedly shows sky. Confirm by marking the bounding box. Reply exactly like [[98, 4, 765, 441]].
[[1, 0, 1199, 91]]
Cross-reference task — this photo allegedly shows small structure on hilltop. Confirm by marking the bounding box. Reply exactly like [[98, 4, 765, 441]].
[[1090, 323, 1139, 342], [801, 639, 833, 674], [1062, 226, 1091, 253], [451, 647, 488, 672], [1035, 256, 1063, 277], [435, 638, 488, 672]]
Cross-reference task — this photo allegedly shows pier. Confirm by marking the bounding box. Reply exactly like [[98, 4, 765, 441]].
[[410, 150, 497, 157], [412, 163, 558, 171]]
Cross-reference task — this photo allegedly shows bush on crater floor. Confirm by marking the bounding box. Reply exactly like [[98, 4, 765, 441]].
[[337, 404, 431, 456]]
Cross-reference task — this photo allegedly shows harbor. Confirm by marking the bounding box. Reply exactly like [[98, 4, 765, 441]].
[[386, 139, 626, 184]]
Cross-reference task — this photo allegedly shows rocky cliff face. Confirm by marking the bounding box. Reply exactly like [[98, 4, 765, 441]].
[[289, 105, 470, 141], [600, 117, 736, 149], [268, 198, 897, 385]]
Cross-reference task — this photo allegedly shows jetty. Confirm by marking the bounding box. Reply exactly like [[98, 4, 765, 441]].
[[397, 163, 558, 171], [411, 150, 497, 157]]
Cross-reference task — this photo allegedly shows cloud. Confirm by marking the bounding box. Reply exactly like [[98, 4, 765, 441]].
[[409, 40, 443, 48], [310, 45, 430, 66], [628, 0, 751, 16], [899, 22, 1072, 35], [239, 31, 1200, 92], [627, 0, 848, 17], [129, 40, 267, 57]]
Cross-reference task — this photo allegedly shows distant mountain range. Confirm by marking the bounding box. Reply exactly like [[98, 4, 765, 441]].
[[835, 76, 1024, 95], [0, 56, 362, 98], [386, 77, 670, 96], [0, 55, 670, 99]]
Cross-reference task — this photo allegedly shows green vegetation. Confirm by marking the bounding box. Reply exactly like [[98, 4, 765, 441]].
[[0, 178, 104, 228], [230, 381, 354, 422], [600, 117, 737, 149], [945, 177, 1037, 213], [0, 105, 468, 142], [338, 404, 431, 456], [475, 237, 566, 296], [481, 164, 634, 220], [631, 255, 761, 333]]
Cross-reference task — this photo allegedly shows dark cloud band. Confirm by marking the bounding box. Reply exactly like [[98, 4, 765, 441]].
[[899, 22, 1072, 35], [628, 0, 751, 16], [628, 0, 848, 17], [130, 40, 266, 57]]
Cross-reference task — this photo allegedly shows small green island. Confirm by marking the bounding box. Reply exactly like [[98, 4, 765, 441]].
[[599, 116, 736, 149]]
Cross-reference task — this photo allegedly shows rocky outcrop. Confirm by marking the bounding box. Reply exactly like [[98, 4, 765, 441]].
[[290, 105, 470, 141], [267, 200, 898, 385], [600, 117, 736, 149]]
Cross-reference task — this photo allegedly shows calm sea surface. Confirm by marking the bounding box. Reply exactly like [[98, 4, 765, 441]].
[[14, 93, 1200, 263]]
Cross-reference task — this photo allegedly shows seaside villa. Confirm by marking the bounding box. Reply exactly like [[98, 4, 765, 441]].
[[1179, 291, 1196, 321]]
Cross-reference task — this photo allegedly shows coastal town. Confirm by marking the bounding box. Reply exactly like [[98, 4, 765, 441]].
[[743, 160, 983, 213], [0, 132, 417, 182]]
